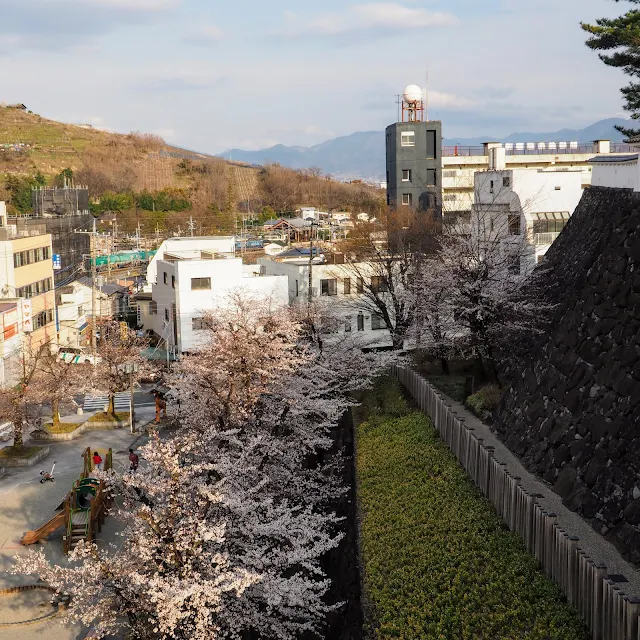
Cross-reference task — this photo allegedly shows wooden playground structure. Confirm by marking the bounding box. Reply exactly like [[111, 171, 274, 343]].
[[21, 447, 114, 554]]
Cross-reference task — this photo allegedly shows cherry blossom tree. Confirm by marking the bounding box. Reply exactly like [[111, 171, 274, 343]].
[[0, 339, 50, 447], [32, 348, 91, 427], [15, 294, 386, 639], [94, 320, 150, 417]]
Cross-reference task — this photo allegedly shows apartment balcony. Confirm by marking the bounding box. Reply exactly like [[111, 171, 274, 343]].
[[534, 231, 561, 246]]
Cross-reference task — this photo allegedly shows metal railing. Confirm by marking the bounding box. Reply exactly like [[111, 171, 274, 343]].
[[392, 365, 640, 640], [534, 231, 561, 245], [442, 143, 635, 158]]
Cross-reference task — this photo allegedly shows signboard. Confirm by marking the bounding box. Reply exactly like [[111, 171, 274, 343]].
[[52, 254, 62, 270], [22, 299, 33, 332], [3, 323, 17, 340], [76, 314, 87, 330], [3, 309, 17, 328]]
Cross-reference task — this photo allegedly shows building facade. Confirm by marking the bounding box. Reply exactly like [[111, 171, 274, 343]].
[[471, 166, 584, 272], [149, 251, 288, 354], [442, 139, 630, 218], [386, 120, 442, 214]]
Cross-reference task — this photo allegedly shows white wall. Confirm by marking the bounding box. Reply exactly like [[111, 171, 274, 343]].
[[147, 236, 236, 285], [152, 257, 289, 353], [590, 160, 640, 191]]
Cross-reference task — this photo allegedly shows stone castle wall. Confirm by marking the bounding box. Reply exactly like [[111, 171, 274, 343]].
[[494, 186, 640, 565]]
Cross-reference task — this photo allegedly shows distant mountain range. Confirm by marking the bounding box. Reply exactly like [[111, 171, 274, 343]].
[[221, 118, 631, 181]]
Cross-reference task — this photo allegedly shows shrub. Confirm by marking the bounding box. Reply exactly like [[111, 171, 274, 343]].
[[356, 379, 586, 640], [0, 445, 43, 459], [87, 412, 129, 423], [465, 384, 503, 421]]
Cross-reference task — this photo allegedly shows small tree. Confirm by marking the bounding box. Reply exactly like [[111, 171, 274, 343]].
[[0, 341, 49, 447], [95, 320, 149, 417], [34, 349, 91, 427]]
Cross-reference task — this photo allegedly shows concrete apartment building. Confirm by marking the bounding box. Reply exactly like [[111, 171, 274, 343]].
[[470, 164, 584, 273], [442, 139, 630, 217], [0, 202, 56, 385], [258, 255, 395, 348], [144, 237, 288, 355]]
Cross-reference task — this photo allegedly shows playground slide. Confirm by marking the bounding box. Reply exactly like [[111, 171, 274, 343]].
[[21, 512, 65, 545]]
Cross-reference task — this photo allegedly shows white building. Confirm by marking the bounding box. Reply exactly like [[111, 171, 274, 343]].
[[471, 165, 584, 271], [258, 256, 394, 348], [150, 248, 288, 354], [443, 139, 628, 217], [146, 236, 236, 286]]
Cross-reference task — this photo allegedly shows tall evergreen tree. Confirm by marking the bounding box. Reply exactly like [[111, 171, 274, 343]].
[[582, 2, 640, 139]]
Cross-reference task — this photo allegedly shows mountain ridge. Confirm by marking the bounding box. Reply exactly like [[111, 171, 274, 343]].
[[221, 118, 631, 180]]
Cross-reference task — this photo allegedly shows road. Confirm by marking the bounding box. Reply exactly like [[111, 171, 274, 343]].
[[0, 408, 156, 640]]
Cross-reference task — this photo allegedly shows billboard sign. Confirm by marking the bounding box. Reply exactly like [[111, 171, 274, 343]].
[[52, 254, 62, 270], [22, 299, 33, 332]]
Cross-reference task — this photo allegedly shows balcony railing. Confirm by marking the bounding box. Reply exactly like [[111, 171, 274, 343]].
[[0, 224, 48, 240], [442, 143, 635, 158], [534, 231, 561, 245]]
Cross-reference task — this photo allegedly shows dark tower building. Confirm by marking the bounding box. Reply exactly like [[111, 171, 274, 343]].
[[385, 85, 442, 216]]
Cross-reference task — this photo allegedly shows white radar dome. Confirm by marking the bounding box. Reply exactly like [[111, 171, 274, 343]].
[[403, 84, 423, 105]]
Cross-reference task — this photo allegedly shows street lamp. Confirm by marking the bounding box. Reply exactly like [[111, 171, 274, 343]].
[[123, 361, 138, 433]]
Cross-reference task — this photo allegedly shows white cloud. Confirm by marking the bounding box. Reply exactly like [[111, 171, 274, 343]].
[[286, 3, 459, 38], [428, 91, 475, 110], [187, 24, 225, 46]]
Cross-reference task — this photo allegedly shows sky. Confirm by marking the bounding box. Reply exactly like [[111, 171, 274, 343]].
[[0, 0, 629, 153]]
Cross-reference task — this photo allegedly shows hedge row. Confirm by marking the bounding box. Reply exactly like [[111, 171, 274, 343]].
[[355, 378, 587, 640]]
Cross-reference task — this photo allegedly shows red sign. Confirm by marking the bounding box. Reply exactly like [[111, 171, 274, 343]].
[[3, 323, 17, 340]]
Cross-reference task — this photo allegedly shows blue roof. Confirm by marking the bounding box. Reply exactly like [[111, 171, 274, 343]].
[[277, 247, 321, 258]]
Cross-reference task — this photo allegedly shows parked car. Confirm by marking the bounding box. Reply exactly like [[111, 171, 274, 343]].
[[58, 348, 101, 365]]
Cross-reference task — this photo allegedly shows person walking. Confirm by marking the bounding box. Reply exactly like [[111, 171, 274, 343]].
[[129, 448, 139, 472], [92, 451, 103, 471]]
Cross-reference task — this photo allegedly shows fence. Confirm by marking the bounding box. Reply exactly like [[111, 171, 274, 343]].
[[392, 365, 640, 640]]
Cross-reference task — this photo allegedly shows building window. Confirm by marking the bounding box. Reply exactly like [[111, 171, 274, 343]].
[[164, 308, 169, 322], [371, 276, 389, 293], [508, 214, 521, 236], [426, 169, 437, 186], [16, 277, 52, 299], [490, 180, 495, 194], [443, 170, 457, 178], [151, 301, 157, 315], [320, 278, 337, 296], [503, 176, 511, 187], [532, 219, 567, 234], [555, 186, 562, 191], [192, 317, 208, 330], [163, 272, 168, 285], [444, 194, 457, 201], [357, 313, 364, 331], [371, 313, 385, 330], [356, 277, 364, 294], [345, 316, 352, 332], [191, 277, 211, 290], [171, 275, 176, 289], [402, 169, 411, 182], [13, 247, 51, 268], [401, 193, 413, 206], [295, 280, 299, 297], [32, 308, 54, 330], [343, 277, 351, 295], [401, 131, 415, 147]]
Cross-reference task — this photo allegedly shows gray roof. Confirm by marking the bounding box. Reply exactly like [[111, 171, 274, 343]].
[[77, 276, 128, 296], [589, 154, 639, 164]]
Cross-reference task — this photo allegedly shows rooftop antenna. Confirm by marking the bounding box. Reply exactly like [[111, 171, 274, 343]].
[[396, 95, 401, 122], [425, 67, 429, 122]]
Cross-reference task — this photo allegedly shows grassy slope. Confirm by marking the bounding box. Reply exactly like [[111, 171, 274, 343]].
[[355, 378, 586, 640]]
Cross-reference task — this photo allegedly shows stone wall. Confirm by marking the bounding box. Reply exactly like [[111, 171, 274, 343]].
[[494, 186, 640, 565]]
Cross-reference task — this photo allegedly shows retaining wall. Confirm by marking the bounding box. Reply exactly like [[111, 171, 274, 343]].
[[393, 365, 640, 640]]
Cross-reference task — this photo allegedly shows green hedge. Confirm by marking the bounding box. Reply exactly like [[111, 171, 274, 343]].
[[356, 378, 586, 640], [466, 384, 503, 422]]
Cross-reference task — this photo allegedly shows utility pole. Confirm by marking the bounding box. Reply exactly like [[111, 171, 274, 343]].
[[188, 216, 195, 237], [307, 221, 317, 308], [75, 219, 99, 356]]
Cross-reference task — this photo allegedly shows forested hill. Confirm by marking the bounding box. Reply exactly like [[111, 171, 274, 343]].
[[0, 107, 384, 235]]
